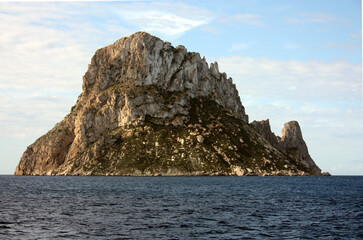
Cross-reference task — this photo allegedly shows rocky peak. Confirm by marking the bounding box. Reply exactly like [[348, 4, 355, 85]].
[[280, 121, 302, 143], [81, 31, 248, 124]]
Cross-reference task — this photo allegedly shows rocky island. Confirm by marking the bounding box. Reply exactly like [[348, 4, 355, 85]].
[[14, 32, 328, 176]]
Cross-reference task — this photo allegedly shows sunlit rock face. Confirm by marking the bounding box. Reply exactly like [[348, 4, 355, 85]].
[[14, 32, 325, 176]]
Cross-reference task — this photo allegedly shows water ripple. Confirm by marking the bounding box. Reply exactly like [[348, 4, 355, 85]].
[[0, 176, 362, 239]]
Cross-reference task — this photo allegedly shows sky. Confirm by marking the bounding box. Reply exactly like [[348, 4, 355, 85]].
[[0, 0, 361, 175]]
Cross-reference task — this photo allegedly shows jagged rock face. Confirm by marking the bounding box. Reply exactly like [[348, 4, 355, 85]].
[[250, 119, 278, 147], [14, 32, 323, 176], [279, 121, 321, 174], [251, 120, 321, 175], [82, 32, 247, 123]]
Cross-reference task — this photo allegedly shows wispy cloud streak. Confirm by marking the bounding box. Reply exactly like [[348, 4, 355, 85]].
[[286, 12, 337, 23]]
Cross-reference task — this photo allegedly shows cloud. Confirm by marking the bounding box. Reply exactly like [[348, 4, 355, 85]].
[[284, 42, 299, 50], [116, 2, 212, 38], [0, 3, 108, 93], [0, 90, 76, 139], [200, 25, 220, 34], [330, 162, 363, 175], [286, 12, 337, 24], [119, 11, 208, 38], [229, 42, 250, 52], [350, 30, 362, 40], [230, 14, 264, 26], [322, 42, 360, 51], [217, 56, 362, 101]]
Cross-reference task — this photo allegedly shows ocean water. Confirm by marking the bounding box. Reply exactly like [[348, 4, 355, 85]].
[[0, 176, 362, 239]]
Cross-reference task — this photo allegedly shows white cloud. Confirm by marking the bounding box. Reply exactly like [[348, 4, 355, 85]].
[[0, 4, 103, 93], [286, 12, 337, 23], [330, 163, 363, 175], [120, 11, 208, 38], [230, 42, 250, 52], [350, 30, 362, 40], [322, 42, 360, 51], [217, 56, 362, 101], [230, 14, 264, 26], [0, 90, 76, 139], [284, 42, 299, 50], [200, 25, 220, 34], [116, 2, 212, 38], [0, 3, 96, 142]]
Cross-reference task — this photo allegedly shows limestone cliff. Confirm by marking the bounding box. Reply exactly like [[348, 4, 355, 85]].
[[15, 32, 325, 176]]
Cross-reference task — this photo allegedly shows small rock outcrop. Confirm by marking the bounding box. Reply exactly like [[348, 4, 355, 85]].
[[14, 32, 326, 176], [278, 121, 321, 174], [251, 119, 323, 175]]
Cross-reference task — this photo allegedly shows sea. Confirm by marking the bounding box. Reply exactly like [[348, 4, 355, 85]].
[[0, 176, 362, 240]]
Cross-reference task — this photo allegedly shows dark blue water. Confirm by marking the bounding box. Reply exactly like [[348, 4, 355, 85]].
[[0, 176, 362, 239]]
